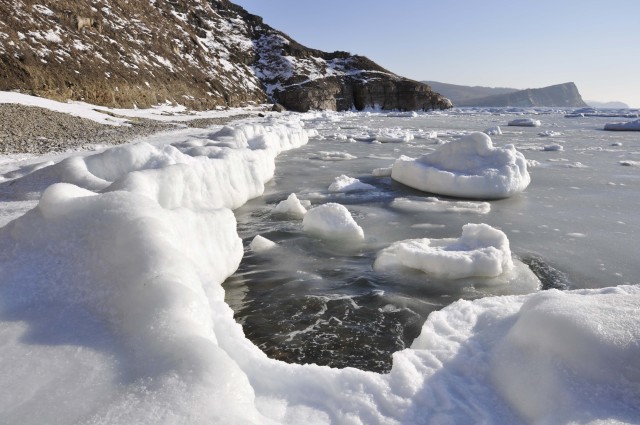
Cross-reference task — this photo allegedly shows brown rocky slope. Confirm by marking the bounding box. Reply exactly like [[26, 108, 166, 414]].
[[0, 0, 451, 112]]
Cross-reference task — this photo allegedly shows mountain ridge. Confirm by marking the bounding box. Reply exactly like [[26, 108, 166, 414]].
[[0, 0, 451, 112], [424, 81, 588, 108]]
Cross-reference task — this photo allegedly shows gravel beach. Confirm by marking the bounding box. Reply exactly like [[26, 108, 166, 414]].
[[0, 103, 253, 155]]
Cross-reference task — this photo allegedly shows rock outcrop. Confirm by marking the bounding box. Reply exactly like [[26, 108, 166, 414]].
[[423, 81, 519, 105], [0, 0, 450, 112]]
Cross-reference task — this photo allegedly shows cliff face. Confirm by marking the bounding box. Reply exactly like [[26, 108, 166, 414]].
[[423, 81, 519, 105], [455, 83, 588, 108], [0, 0, 451, 112]]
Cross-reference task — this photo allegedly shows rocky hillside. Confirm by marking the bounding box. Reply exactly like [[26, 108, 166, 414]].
[[454, 82, 588, 108], [0, 0, 451, 112]]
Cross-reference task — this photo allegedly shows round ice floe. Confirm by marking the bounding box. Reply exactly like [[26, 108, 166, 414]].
[[328, 175, 376, 192], [272, 193, 307, 218], [508, 118, 541, 127], [543, 143, 563, 152], [303, 203, 364, 241], [249, 235, 277, 252], [391, 132, 530, 199], [604, 119, 640, 131], [374, 223, 513, 279]]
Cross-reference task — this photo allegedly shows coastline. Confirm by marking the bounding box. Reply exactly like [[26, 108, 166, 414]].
[[0, 103, 257, 155]]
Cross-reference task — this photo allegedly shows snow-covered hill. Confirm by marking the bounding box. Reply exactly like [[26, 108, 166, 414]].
[[0, 0, 451, 112]]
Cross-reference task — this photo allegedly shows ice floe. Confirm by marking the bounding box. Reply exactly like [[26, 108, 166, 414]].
[[328, 175, 376, 192], [273, 193, 308, 218], [374, 223, 514, 279], [604, 119, 640, 131], [508, 118, 541, 127], [391, 132, 530, 199], [302, 203, 364, 241]]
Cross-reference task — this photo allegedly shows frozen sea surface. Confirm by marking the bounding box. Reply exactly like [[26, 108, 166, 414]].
[[224, 109, 640, 371]]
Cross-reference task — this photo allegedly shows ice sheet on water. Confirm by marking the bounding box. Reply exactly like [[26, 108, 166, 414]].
[[391, 132, 531, 199]]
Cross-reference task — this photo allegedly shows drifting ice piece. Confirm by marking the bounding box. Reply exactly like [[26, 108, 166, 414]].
[[391, 132, 530, 199], [303, 203, 364, 241], [273, 193, 307, 218], [604, 119, 640, 131], [374, 223, 513, 279], [508, 118, 541, 127], [328, 175, 376, 192]]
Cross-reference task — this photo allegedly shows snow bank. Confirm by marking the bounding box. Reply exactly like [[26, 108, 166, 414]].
[[604, 119, 640, 131], [302, 203, 364, 241], [508, 118, 541, 127], [374, 223, 513, 279], [272, 193, 307, 218], [391, 132, 530, 199], [328, 174, 376, 192]]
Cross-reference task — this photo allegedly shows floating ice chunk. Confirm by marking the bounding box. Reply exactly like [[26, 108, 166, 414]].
[[508, 118, 541, 127], [328, 175, 376, 192], [250, 235, 277, 252], [310, 151, 357, 161], [538, 130, 562, 137], [273, 193, 307, 218], [604, 119, 640, 131], [543, 143, 564, 151], [611, 142, 623, 147], [372, 167, 392, 177], [374, 223, 513, 279], [391, 197, 491, 214], [619, 160, 640, 167], [484, 126, 502, 136], [302, 203, 364, 241], [391, 132, 530, 199], [374, 131, 414, 143]]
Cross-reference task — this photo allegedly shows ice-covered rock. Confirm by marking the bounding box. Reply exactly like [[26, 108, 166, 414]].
[[302, 203, 364, 240], [391, 132, 530, 199], [272, 193, 307, 218], [374, 223, 513, 279], [604, 119, 640, 131], [328, 175, 376, 192], [250, 235, 277, 252], [508, 118, 541, 127]]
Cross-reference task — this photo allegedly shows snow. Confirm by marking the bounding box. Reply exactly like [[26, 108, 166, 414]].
[[273, 193, 307, 218], [604, 119, 640, 131], [508, 118, 541, 127], [1, 99, 640, 424], [484, 125, 502, 135], [328, 174, 376, 192], [302, 203, 364, 241], [374, 223, 514, 279], [391, 132, 531, 199]]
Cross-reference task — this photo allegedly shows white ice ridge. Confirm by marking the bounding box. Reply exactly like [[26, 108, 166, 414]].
[[374, 223, 513, 279], [391, 132, 531, 199]]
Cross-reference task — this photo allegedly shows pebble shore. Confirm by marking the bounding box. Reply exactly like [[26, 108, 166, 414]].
[[0, 103, 252, 155]]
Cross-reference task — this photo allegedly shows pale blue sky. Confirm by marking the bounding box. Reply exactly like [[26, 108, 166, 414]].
[[233, 0, 640, 107]]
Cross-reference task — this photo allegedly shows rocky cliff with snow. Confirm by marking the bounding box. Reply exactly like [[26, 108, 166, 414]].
[[0, 0, 451, 112]]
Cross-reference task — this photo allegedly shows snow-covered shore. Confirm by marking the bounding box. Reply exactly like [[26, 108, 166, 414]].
[[1, 95, 639, 424]]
